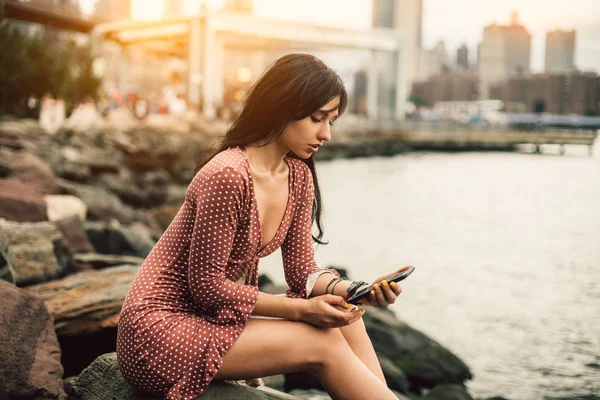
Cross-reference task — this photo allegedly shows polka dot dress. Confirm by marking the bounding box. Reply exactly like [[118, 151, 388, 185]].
[[116, 146, 333, 399]]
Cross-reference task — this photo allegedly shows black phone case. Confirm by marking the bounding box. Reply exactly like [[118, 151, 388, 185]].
[[347, 266, 415, 305]]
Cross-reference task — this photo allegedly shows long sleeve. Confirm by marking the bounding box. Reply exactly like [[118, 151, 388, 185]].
[[185, 166, 259, 325], [282, 163, 339, 298]]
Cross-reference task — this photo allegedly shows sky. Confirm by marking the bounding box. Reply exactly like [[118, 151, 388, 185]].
[[80, 0, 600, 73]]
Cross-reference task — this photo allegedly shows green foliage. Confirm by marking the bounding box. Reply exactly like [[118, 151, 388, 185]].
[[0, 21, 101, 117]]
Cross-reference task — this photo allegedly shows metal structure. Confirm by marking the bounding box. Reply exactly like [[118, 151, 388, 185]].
[[92, 10, 410, 120]]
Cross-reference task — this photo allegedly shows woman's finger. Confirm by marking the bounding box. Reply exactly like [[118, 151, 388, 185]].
[[373, 283, 390, 306], [390, 281, 403, 296], [380, 280, 397, 304]]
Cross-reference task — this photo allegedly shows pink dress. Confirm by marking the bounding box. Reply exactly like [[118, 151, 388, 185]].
[[116, 146, 337, 399]]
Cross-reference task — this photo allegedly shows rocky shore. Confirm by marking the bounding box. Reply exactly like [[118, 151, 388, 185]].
[[0, 115, 497, 399]]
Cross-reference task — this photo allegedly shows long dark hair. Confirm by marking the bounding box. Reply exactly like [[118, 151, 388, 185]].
[[194, 53, 347, 245]]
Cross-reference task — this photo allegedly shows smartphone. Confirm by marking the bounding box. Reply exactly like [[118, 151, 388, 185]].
[[347, 266, 415, 305]]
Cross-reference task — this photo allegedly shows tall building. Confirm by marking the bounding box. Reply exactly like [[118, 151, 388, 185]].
[[372, 0, 395, 28], [488, 71, 599, 115], [478, 12, 531, 99], [372, 0, 423, 87], [545, 29, 576, 73], [457, 43, 469, 70], [94, 0, 131, 21], [415, 40, 449, 81]]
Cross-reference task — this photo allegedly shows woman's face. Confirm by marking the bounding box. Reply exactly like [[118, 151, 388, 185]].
[[279, 96, 340, 159]]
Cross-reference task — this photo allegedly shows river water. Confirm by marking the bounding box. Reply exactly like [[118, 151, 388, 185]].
[[259, 142, 600, 400]]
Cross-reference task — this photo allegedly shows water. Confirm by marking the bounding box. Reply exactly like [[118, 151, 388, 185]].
[[259, 142, 600, 400]]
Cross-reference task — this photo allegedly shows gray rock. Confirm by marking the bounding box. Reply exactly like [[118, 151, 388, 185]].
[[65, 182, 143, 224], [83, 220, 157, 258], [0, 280, 66, 399], [377, 352, 411, 393], [0, 218, 69, 286], [363, 307, 472, 391], [70, 353, 301, 400]]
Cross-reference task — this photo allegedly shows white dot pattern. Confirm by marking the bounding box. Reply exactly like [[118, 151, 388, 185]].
[[116, 147, 330, 399]]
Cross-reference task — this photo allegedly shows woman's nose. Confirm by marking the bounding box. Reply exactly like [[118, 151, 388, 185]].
[[318, 124, 331, 143]]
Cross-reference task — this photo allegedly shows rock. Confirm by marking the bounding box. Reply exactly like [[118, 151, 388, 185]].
[[70, 353, 301, 400], [45, 194, 88, 222], [0, 280, 66, 399], [1, 151, 69, 195], [421, 384, 473, 400], [0, 136, 24, 149], [363, 307, 472, 391], [377, 352, 411, 394], [97, 168, 170, 208], [65, 182, 142, 224], [54, 216, 96, 273], [25, 265, 138, 336], [0, 178, 48, 222], [83, 221, 156, 258], [287, 389, 331, 399], [0, 120, 43, 141], [59, 146, 122, 176], [262, 375, 285, 392], [72, 253, 144, 269], [0, 218, 69, 286]]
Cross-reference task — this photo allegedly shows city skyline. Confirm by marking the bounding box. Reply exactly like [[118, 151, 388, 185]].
[[80, 0, 600, 73]]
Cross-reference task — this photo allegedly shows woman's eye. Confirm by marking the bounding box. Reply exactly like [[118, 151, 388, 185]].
[[310, 116, 321, 123], [329, 120, 335, 126]]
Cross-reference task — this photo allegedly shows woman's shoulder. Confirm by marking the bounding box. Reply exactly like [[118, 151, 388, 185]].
[[187, 147, 250, 199], [198, 147, 248, 178]]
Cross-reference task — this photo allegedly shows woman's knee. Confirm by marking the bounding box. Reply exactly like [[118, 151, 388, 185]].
[[304, 325, 353, 371]]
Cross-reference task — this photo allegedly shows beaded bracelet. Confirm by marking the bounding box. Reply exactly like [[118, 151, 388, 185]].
[[331, 276, 347, 296], [325, 276, 339, 295]]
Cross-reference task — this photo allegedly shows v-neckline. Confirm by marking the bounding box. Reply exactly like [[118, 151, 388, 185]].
[[235, 147, 293, 254]]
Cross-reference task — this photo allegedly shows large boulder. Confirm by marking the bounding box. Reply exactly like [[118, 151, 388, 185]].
[[0, 178, 48, 222], [64, 182, 144, 224], [363, 307, 472, 391], [69, 353, 300, 400], [45, 195, 88, 222], [0, 151, 69, 195], [0, 280, 66, 399], [0, 219, 69, 286], [83, 221, 157, 258], [97, 168, 170, 208], [25, 265, 138, 336]]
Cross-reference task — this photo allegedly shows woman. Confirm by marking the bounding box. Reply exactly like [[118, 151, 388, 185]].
[[116, 53, 406, 400]]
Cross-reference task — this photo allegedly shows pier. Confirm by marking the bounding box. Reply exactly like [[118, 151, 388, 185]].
[[333, 119, 598, 156]]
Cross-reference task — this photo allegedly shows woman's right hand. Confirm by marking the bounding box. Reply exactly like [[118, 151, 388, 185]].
[[299, 294, 365, 328]]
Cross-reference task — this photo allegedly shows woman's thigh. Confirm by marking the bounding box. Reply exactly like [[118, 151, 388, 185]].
[[214, 317, 346, 381]]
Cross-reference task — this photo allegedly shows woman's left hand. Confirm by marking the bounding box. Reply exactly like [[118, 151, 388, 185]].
[[356, 268, 406, 307]]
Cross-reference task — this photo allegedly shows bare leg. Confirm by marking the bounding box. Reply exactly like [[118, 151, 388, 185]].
[[339, 317, 386, 383], [215, 317, 397, 400]]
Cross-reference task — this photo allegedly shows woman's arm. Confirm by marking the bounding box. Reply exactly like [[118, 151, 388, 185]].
[[186, 167, 259, 324], [252, 290, 365, 328]]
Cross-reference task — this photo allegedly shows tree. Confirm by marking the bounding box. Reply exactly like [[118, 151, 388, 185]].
[[0, 20, 101, 117]]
